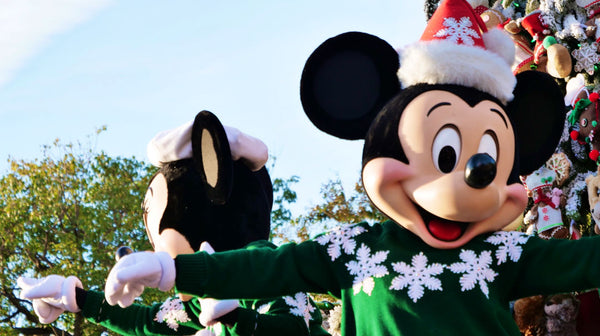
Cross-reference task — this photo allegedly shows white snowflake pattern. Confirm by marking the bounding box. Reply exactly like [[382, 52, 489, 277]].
[[316, 225, 366, 261], [283, 292, 315, 328], [485, 231, 530, 265], [449, 250, 497, 298], [433, 16, 480, 46], [256, 303, 272, 314], [389, 252, 444, 302], [345, 244, 389, 296], [572, 42, 600, 75], [154, 297, 191, 331]]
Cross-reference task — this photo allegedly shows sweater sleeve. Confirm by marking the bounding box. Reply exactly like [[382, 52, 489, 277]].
[[231, 295, 329, 336], [80, 290, 202, 336], [226, 298, 306, 336], [174, 239, 343, 300], [510, 235, 600, 299]]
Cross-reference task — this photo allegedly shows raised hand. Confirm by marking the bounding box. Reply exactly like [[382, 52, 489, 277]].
[[104, 251, 175, 307], [18, 275, 82, 324]]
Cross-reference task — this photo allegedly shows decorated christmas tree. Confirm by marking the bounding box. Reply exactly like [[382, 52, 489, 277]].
[[424, 1, 600, 334], [425, 0, 600, 335], [426, 0, 600, 237], [490, 0, 600, 237]]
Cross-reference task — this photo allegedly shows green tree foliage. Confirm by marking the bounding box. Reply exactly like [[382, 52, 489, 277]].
[[2, 136, 382, 335], [270, 175, 300, 233], [272, 176, 385, 244], [0, 133, 161, 336]]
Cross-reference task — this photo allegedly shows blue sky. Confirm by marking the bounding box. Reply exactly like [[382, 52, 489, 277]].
[[0, 0, 426, 214]]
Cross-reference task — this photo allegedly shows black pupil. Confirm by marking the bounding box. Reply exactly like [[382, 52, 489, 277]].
[[438, 146, 457, 173]]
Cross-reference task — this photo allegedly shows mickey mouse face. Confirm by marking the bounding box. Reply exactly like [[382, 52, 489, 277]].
[[300, 32, 566, 250], [362, 89, 529, 249], [143, 172, 196, 258]]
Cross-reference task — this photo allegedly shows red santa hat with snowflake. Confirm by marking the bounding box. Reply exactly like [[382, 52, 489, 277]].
[[398, 0, 516, 103]]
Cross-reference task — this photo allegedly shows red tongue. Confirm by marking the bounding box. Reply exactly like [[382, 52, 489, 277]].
[[428, 219, 463, 241]]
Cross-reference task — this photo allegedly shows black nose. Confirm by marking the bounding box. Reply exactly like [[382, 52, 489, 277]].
[[464, 153, 496, 189]]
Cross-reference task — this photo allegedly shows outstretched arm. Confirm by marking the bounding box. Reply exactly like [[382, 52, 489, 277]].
[[174, 240, 342, 300], [104, 239, 341, 303], [80, 289, 201, 336]]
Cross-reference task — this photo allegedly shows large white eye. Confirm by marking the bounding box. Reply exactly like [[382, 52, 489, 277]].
[[478, 132, 498, 161], [432, 126, 461, 173]]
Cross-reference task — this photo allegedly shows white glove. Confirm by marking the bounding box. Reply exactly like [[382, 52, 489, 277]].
[[105, 251, 175, 307], [198, 242, 239, 326], [195, 329, 217, 336], [18, 275, 82, 324], [199, 298, 240, 327]]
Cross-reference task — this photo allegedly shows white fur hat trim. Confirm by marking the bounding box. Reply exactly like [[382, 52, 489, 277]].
[[398, 37, 516, 104]]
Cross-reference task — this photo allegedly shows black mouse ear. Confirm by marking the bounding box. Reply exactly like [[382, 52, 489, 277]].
[[507, 71, 566, 176], [191, 110, 233, 205], [300, 32, 401, 140]]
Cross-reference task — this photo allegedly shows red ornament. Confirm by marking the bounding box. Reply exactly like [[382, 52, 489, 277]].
[[571, 130, 580, 140], [589, 149, 600, 161], [590, 92, 600, 102]]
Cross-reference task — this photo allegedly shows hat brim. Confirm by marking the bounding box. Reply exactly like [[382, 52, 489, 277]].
[[398, 39, 516, 103]]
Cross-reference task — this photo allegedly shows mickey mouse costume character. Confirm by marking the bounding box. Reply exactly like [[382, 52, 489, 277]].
[[18, 111, 328, 336], [102, 1, 600, 334]]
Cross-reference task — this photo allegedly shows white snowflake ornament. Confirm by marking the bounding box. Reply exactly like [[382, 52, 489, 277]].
[[572, 42, 600, 75], [316, 225, 366, 261], [283, 292, 315, 328], [154, 297, 191, 331], [345, 244, 389, 296], [449, 250, 498, 298], [433, 16, 480, 46], [389, 252, 444, 303], [485, 231, 530, 265]]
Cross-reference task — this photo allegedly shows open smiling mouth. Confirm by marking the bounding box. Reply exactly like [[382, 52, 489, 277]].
[[417, 205, 469, 242]]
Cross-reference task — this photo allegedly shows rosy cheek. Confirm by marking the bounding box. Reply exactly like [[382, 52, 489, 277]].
[[506, 183, 528, 209]]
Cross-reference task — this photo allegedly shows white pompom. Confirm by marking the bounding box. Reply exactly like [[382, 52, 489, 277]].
[[483, 28, 515, 67]]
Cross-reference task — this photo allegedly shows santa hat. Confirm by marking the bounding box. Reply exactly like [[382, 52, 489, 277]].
[[564, 74, 589, 107], [465, 0, 489, 16], [524, 167, 556, 192], [577, 0, 600, 8], [520, 10, 551, 63], [576, 0, 600, 18], [520, 10, 551, 41], [398, 0, 516, 103]]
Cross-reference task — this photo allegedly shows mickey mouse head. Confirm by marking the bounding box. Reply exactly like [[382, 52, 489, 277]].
[[300, 0, 565, 249], [143, 111, 273, 256]]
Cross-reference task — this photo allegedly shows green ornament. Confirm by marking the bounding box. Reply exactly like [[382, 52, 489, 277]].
[[543, 36, 557, 49], [530, 64, 538, 70], [593, 120, 598, 127], [586, 137, 591, 143]]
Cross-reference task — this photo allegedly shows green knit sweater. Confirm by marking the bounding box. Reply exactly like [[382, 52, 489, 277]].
[[81, 291, 327, 335], [80, 240, 329, 336], [174, 221, 600, 335]]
